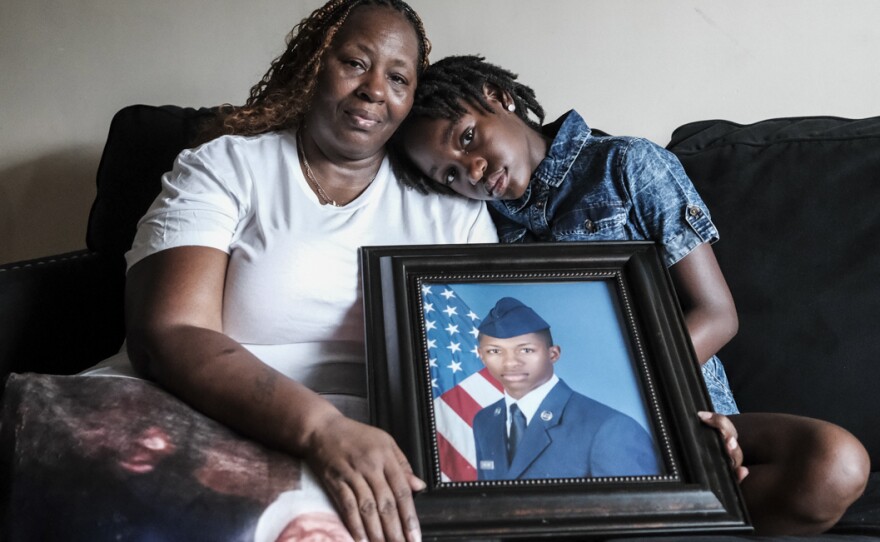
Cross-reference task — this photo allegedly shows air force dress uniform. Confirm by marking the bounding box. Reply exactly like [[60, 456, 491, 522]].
[[472, 297, 661, 480], [473, 379, 661, 479]]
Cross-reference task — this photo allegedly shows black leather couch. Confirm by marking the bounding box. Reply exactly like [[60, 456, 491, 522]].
[[0, 105, 216, 386], [1, 106, 878, 540], [618, 118, 880, 541]]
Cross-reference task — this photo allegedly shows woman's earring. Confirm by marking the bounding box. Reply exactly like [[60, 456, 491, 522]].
[[507, 103, 516, 112]]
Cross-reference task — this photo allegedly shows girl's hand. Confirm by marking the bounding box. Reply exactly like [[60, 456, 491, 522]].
[[305, 414, 425, 542], [698, 411, 749, 483]]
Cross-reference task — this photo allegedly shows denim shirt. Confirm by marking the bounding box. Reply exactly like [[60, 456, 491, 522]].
[[489, 111, 739, 415], [489, 110, 719, 268]]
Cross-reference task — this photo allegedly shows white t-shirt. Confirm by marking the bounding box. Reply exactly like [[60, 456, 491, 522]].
[[90, 130, 497, 419]]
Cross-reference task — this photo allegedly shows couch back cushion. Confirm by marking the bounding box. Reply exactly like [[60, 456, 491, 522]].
[[667, 116, 880, 468], [87, 105, 217, 264]]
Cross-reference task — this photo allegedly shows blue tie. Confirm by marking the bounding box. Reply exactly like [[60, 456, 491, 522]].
[[508, 403, 527, 462]]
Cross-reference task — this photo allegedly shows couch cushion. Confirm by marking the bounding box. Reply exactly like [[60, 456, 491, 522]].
[[87, 105, 217, 264], [667, 116, 880, 468]]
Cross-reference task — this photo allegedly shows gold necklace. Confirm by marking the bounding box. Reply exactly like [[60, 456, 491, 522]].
[[297, 130, 341, 207]]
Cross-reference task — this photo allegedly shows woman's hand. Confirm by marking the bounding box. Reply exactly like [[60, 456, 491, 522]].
[[305, 413, 425, 542], [699, 411, 749, 483]]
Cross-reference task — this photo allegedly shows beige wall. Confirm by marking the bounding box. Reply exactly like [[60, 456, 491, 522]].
[[1, 0, 877, 264]]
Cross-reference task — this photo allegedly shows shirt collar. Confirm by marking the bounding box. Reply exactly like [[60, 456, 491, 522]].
[[505, 373, 560, 425], [495, 110, 592, 214]]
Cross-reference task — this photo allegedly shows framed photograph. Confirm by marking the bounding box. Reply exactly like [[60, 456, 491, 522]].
[[361, 241, 750, 540]]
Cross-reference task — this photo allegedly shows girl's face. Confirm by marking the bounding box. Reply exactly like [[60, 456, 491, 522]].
[[402, 87, 548, 201]]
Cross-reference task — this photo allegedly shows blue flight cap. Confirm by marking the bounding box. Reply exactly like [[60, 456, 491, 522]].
[[478, 297, 550, 339]]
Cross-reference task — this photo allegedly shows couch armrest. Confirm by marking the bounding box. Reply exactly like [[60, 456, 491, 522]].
[[0, 250, 125, 387]]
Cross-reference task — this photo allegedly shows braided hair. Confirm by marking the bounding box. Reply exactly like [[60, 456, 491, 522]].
[[198, 0, 430, 143], [393, 55, 545, 193]]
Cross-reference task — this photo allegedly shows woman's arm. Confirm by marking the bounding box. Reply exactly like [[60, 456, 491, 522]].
[[668, 242, 738, 365], [125, 246, 424, 542], [125, 246, 335, 454]]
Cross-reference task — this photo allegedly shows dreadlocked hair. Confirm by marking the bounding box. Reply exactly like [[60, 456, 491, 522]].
[[392, 55, 545, 194], [197, 0, 430, 144]]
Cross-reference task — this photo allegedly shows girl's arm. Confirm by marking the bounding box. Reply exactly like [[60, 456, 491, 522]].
[[125, 246, 424, 542], [671, 243, 746, 481], [668, 242, 738, 364]]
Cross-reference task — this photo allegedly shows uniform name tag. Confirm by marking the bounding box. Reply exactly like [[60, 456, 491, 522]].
[[479, 460, 495, 470]]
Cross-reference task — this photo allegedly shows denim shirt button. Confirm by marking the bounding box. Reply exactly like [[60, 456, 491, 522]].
[[584, 219, 597, 233], [688, 205, 702, 217], [536, 200, 544, 209]]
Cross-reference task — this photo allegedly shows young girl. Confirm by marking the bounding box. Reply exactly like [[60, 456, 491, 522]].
[[394, 55, 870, 535]]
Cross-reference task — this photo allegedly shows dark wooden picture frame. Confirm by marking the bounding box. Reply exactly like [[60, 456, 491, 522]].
[[361, 242, 750, 540]]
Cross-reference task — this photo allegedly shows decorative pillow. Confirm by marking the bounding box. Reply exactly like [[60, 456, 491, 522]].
[[0, 373, 345, 541]]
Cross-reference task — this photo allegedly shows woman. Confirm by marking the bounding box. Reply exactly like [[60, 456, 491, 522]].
[[111, 3, 496, 542], [393, 55, 870, 535]]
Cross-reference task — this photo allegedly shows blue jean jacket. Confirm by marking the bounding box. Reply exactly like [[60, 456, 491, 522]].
[[489, 110, 739, 414]]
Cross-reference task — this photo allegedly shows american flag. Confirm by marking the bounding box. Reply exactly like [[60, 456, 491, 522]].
[[420, 283, 503, 482]]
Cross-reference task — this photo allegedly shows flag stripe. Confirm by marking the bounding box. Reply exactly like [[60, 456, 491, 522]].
[[461, 368, 504, 399], [440, 385, 483, 428], [422, 283, 504, 482], [435, 431, 477, 482], [434, 397, 477, 462]]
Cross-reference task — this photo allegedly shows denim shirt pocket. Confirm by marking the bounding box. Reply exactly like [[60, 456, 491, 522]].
[[551, 200, 628, 241]]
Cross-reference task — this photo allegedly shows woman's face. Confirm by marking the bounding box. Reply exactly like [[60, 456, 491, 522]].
[[402, 89, 547, 201], [304, 5, 419, 162]]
